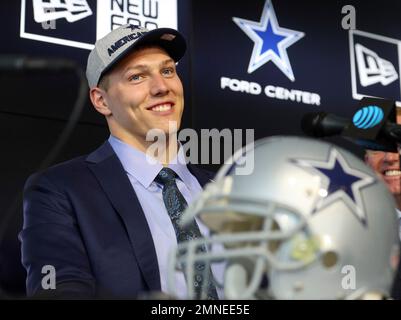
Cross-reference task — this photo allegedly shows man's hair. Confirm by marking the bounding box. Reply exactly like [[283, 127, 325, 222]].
[[98, 74, 110, 91]]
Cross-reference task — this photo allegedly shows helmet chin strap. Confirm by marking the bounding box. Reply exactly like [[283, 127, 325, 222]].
[[224, 256, 265, 299], [224, 263, 249, 299]]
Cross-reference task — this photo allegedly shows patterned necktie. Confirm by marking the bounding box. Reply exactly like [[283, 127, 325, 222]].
[[155, 167, 218, 300]]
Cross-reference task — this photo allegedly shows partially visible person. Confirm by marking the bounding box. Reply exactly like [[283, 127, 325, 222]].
[[364, 109, 401, 300], [364, 106, 401, 231], [365, 149, 401, 211], [365, 149, 401, 300]]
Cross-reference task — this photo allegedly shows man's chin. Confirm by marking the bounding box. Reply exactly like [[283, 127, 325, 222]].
[[155, 120, 181, 133], [387, 182, 401, 196], [391, 190, 401, 197]]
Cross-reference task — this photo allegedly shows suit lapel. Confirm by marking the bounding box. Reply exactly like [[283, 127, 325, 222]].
[[86, 142, 161, 291]]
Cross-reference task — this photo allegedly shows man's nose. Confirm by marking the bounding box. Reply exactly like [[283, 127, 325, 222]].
[[384, 151, 400, 162], [150, 75, 169, 96]]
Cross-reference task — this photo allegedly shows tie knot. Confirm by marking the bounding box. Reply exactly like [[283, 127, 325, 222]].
[[156, 167, 177, 185]]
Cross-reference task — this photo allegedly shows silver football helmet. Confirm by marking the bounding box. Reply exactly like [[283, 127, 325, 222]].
[[167, 136, 400, 300]]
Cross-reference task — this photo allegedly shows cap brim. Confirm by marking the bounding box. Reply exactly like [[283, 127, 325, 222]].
[[100, 28, 186, 81]]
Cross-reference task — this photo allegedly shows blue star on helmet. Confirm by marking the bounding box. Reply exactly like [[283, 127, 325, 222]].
[[233, 0, 304, 81], [292, 149, 376, 226]]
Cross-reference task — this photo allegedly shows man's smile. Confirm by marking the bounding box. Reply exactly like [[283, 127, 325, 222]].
[[383, 168, 401, 178], [147, 102, 175, 115]]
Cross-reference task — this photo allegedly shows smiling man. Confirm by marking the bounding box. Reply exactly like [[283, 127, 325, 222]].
[[364, 107, 401, 214], [89, 40, 184, 162], [365, 150, 401, 210], [19, 25, 217, 299]]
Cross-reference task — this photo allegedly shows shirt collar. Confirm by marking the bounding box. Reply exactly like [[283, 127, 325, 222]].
[[108, 135, 192, 188], [168, 147, 193, 188]]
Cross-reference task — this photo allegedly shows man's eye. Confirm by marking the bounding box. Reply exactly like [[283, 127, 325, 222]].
[[162, 68, 174, 76], [129, 74, 142, 81]]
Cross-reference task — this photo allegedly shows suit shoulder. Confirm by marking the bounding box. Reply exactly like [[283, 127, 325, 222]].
[[200, 167, 216, 181], [188, 164, 217, 182], [25, 155, 89, 190]]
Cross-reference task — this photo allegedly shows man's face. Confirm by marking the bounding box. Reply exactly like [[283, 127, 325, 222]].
[[365, 150, 401, 195], [100, 46, 184, 145]]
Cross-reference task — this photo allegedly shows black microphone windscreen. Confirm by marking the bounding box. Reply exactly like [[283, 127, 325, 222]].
[[301, 112, 327, 137]]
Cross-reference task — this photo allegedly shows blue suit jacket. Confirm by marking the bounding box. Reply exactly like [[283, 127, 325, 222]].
[[19, 141, 214, 298]]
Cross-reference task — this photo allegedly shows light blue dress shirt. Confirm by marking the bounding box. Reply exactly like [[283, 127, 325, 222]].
[[108, 135, 212, 298]]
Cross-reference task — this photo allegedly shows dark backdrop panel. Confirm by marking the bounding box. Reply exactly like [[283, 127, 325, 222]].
[[0, 112, 108, 297], [190, 0, 401, 146], [0, 1, 104, 125]]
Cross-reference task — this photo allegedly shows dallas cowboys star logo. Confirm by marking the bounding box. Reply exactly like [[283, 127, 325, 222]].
[[292, 149, 376, 226], [233, 0, 304, 81], [126, 24, 142, 31]]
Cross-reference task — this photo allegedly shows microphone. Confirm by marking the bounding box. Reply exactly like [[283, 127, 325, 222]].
[[0, 55, 76, 71], [301, 106, 401, 152], [301, 112, 350, 137], [301, 111, 401, 140], [383, 122, 401, 141]]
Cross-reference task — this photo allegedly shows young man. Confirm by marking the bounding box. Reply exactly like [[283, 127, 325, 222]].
[[19, 25, 216, 299]]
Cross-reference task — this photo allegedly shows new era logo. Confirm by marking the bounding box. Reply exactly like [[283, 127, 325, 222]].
[[20, 0, 178, 50], [355, 43, 398, 87], [33, 0, 93, 23], [349, 29, 401, 107]]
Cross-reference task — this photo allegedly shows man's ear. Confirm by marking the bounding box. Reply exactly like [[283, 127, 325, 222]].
[[89, 87, 112, 116]]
